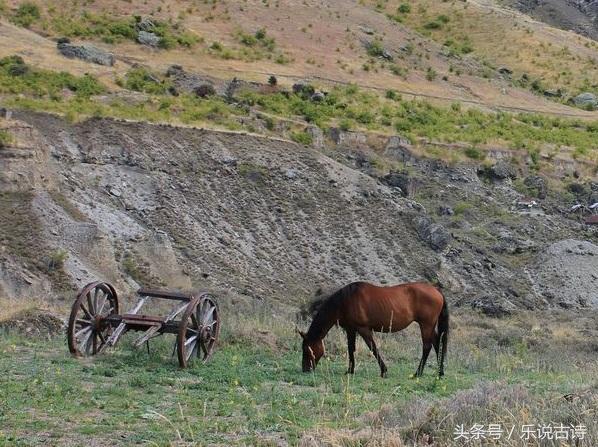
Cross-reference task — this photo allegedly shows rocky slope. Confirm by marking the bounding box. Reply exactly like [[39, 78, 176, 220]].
[[1, 111, 597, 314], [503, 0, 598, 40]]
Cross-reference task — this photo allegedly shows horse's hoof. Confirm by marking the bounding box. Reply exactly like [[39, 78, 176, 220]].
[[381, 370, 388, 378], [345, 370, 354, 375]]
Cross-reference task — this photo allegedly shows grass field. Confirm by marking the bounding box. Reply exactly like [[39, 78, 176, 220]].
[[0, 309, 596, 446]]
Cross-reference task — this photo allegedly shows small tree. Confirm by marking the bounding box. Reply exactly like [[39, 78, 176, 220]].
[[268, 75, 277, 86]]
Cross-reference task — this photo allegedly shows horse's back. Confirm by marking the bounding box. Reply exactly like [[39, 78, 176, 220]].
[[342, 282, 444, 331]]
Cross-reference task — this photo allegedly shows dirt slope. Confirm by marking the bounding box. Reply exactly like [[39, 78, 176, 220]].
[[2, 111, 597, 313]]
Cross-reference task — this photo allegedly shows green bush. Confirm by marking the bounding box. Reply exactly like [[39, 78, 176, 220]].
[[424, 21, 441, 30], [398, 3, 411, 13], [366, 39, 385, 57], [0, 130, 13, 148], [0, 56, 105, 98], [47, 249, 68, 271], [124, 67, 171, 95], [290, 130, 313, 145], [426, 67, 437, 81], [12, 2, 40, 28], [464, 146, 485, 160]]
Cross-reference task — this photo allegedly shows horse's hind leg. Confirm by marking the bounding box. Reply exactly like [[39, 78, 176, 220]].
[[415, 323, 434, 377], [345, 329, 356, 374], [357, 328, 387, 378]]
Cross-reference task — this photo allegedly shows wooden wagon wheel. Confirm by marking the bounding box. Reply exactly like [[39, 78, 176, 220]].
[[67, 282, 120, 357], [177, 294, 220, 368]]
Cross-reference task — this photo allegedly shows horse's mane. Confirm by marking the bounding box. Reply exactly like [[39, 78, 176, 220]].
[[305, 282, 363, 339]]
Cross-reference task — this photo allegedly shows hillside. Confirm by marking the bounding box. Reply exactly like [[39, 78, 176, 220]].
[[1, 0, 598, 445], [2, 0, 598, 116], [2, 110, 598, 312]]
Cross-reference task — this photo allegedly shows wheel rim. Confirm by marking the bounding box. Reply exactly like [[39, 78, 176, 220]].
[[68, 282, 119, 356], [177, 295, 220, 368]]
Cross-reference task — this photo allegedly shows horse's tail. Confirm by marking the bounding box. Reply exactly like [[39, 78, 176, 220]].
[[436, 291, 449, 377]]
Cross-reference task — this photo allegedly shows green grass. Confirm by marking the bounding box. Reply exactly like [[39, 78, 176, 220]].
[[3, 56, 598, 164], [1, 4, 199, 48], [208, 30, 290, 63], [0, 311, 595, 445], [0, 55, 104, 98]]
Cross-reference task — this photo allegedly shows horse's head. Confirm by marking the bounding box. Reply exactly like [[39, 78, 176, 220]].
[[298, 330, 324, 372]]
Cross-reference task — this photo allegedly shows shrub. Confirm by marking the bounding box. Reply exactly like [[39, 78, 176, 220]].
[[385, 90, 399, 100], [47, 249, 68, 271], [12, 2, 40, 28], [0, 130, 13, 148], [123, 67, 170, 95], [339, 119, 351, 131], [464, 146, 485, 160], [0, 56, 105, 98], [424, 21, 441, 30], [426, 67, 437, 81], [366, 39, 385, 57], [255, 28, 266, 40], [290, 130, 313, 145], [398, 3, 411, 13], [390, 64, 408, 78]]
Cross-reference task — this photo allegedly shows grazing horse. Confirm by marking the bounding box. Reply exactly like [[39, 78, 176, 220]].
[[298, 281, 449, 378]]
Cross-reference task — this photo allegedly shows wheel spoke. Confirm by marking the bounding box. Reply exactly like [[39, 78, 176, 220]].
[[93, 288, 101, 316], [80, 329, 93, 354], [201, 305, 215, 325], [80, 303, 93, 319], [75, 325, 92, 339], [190, 313, 200, 330], [186, 339, 197, 362], [185, 335, 198, 347], [87, 292, 95, 315], [75, 318, 92, 326], [97, 292, 108, 316]]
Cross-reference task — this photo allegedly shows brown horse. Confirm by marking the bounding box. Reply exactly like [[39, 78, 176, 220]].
[[298, 281, 449, 378]]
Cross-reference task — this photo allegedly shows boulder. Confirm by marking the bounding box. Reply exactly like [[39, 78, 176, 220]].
[[381, 49, 393, 60], [166, 65, 222, 95], [573, 92, 598, 108], [471, 296, 516, 317], [310, 91, 326, 102], [57, 42, 115, 66], [523, 175, 547, 199], [193, 84, 216, 98], [413, 216, 451, 251], [381, 171, 413, 196], [479, 160, 516, 181], [359, 26, 375, 35], [292, 83, 315, 98], [438, 205, 454, 216], [136, 17, 156, 33], [137, 31, 161, 47], [567, 182, 588, 197]]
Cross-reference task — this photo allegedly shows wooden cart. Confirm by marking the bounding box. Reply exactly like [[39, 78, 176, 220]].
[[67, 282, 220, 368]]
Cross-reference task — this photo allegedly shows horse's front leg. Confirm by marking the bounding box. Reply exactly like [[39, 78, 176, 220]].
[[357, 328, 387, 377], [345, 329, 356, 374]]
